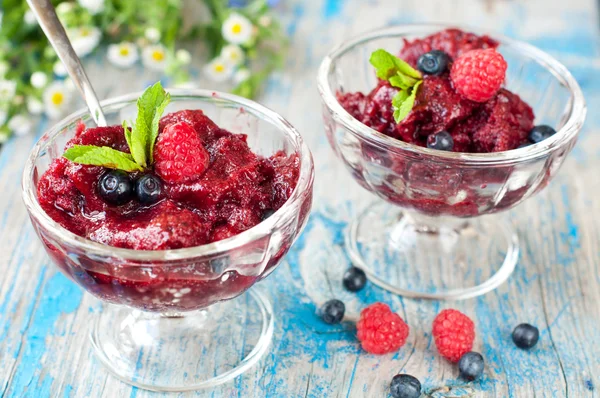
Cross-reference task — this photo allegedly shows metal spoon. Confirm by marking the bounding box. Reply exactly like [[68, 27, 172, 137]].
[[26, 0, 107, 126]]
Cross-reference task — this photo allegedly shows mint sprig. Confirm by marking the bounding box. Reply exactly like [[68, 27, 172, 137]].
[[369, 49, 423, 123], [64, 82, 171, 171]]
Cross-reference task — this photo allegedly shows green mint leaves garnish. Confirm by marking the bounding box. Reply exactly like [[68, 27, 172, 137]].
[[64, 82, 171, 171], [369, 49, 423, 123]]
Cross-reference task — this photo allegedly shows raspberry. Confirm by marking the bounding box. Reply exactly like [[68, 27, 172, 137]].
[[154, 121, 210, 183], [432, 309, 475, 363], [450, 48, 507, 102], [356, 303, 409, 354]]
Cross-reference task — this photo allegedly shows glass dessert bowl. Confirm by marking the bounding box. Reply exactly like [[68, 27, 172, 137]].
[[22, 89, 314, 391], [318, 24, 585, 300]]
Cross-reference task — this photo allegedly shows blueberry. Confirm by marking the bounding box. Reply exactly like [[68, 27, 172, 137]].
[[343, 267, 367, 292], [417, 50, 451, 75], [427, 131, 454, 151], [517, 142, 532, 149], [261, 209, 276, 221], [458, 352, 485, 381], [512, 323, 539, 349], [318, 299, 345, 324], [528, 125, 556, 143], [390, 374, 421, 398], [98, 170, 133, 205], [135, 174, 163, 204]]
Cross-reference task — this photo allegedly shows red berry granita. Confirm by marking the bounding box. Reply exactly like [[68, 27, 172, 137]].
[[33, 83, 308, 311]]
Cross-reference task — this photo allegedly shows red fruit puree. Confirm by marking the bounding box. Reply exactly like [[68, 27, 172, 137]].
[[36, 110, 303, 311], [338, 29, 535, 152]]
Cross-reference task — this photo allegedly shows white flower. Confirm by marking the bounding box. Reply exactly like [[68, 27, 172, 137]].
[[68, 26, 101, 57], [175, 49, 191, 65], [222, 13, 254, 45], [8, 115, 33, 136], [78, 0, 104, 15], [0, 62, 8, 78], [24, 10, 37, 25], [233, 68, 251, 84], [142, 44, 168, 71], [53, 61, 67, 77], [27, 97, 44, 115], [220, 44, 245, 66], [258, 16, 272, 27], [203, 57, 233, 82], [30, 72, 48, 89], [63, 78, 76, 92], [0, 110, 6, 125], [56, 2, 74, 15], [0, 80, 17, 100], [145, 28, 161, 43], [43, 82, 72, 119], [107, 42, 139, 68]]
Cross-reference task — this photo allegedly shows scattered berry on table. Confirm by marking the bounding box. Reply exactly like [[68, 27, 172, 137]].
[[343, 267, 367, 292], [154, 121, 210, 183], [98, 170, 133, 205], [512, 323, 539, 349], [432, 309, 475, 363], [357, 302, 409, 354], [390, 374, 422, 398], [450, 48, 507, 102], [319, 299, 345, 324], [458, 351, 485, 380], [135, 174, 163, 204], [427, 131, 454, 151], [417, 50, 451, 76], [528, 125, 556, 143]]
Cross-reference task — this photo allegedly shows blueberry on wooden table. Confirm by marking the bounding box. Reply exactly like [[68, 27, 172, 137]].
[[458, 352, 485, 381], [318, 299, 345, 324], [512, 323, 539, 349], [343, 267, 367, 292], [390, 374, 422, 398]]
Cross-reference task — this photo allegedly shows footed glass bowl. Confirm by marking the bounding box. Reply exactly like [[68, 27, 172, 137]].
[[318, 24, 585, 300], [22, 89, 314, 391]]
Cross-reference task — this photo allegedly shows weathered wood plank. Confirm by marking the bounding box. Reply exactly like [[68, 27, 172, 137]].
[[1, 0, 599, 396]]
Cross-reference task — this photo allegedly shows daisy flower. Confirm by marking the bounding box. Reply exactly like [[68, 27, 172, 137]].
[[222, 13, 254, 45], [78, 0, 104, 15], [27, 97, 44, 115], [233, 68, 251, 84], [30, 72, 48, 89], [69, 26, 102, 57], [204, 57, 233, 82], [0, 110, 7, 125], [24, 10, 37, 25], [0, 80, 17, 100], [8, 115, 33, 136], [142, 44, 168, 71], [258, 16, 272, 27], [107, 42, 139, 68], [221, 44, 245, 66], [53, 61, 67, 77], [145, 28, 161, 43], [175, 49, 192, 65], [43, 82, 72, 119]]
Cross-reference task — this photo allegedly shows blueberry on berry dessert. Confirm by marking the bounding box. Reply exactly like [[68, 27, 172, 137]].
[[337, 28, 538, 153], [390, 374, 421, 398], [528, 125, 557, 143], [318, 299, 345, 324], [342, 267, 367, 292], [98, 170, 134, 205], [135, 174, 162, 204], [458, 351, 484, 380], [37, 82, 300, 250], [417, 50, 450, 75], [512, 323, 539, 349], [427, 131, 454, 151]]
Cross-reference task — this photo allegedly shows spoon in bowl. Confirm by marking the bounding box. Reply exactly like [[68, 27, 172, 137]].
[[25, 0, 107, 126]]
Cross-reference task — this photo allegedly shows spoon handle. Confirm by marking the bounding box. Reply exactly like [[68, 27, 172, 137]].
[[26, 0, 107, 126]]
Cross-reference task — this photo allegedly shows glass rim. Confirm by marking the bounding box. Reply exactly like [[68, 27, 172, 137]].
[[22, 88, 315, 261], [317, 23, 587, 165]]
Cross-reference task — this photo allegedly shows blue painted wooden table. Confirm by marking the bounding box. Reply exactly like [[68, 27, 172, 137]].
[[2, 0, 600, 396]]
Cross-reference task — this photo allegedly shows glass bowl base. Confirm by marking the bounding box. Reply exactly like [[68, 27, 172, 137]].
[[346, 201, 519, 300], [90, 290, 273, 392]]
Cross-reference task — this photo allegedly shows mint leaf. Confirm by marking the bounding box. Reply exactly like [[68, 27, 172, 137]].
[[389, 74, 419, 90], [393, 80, 422, 123], [369, 49, 422, 81], [122, 120, 132, 150], [130, 82, 171, 166], [63, 145, 142, 171]]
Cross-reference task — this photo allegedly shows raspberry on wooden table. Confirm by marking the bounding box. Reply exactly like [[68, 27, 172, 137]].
[[450, 48, 507, 102], [432, 309, 476, 363], [154, 121, 210, 183], [356, 303, 409, 354]]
